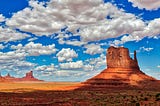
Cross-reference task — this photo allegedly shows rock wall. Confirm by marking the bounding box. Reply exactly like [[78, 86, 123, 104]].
[[107, 46, 139, 69]]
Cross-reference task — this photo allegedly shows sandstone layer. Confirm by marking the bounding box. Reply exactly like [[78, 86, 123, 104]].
[[80, 46, 160, 90]]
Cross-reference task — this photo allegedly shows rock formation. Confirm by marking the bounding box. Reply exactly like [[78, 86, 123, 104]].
[[107, 46, 139, 69], [21, 71, 41, 81], [80, 46, 160, 90], [0, 71, 42, 82]]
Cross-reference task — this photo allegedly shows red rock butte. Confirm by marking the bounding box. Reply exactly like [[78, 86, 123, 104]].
[[0, 71, 42, 82], [80, 46, 160, 90]]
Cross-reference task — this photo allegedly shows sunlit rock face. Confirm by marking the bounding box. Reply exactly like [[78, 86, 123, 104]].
[[107, 46, 139, 69]]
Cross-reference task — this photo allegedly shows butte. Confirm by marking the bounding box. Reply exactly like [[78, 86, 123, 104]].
[[0, 71, 42, 82], [79, 46, 160, 90]]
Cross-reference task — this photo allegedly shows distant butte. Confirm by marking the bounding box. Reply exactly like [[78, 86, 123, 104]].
[[0, 71, 42, 82], [79, 46, 160, 90]]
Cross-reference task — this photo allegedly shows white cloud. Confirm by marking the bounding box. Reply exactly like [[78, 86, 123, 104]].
[[6, 0, 160, 44], [110, 18, 160, 46], [52, 70, 86, 78], [0, 14, 5, 22], [11, 42, 57, 56], [0, 51, 26, 60], [60, 61, 83, 70], [0, 44, 4, 49], [1, 42, 57, 77], [11, 44, 23, 49], [131, 18, 160, 38], [56, 33, 87, 46], [109, 35, 141, 46], [83, 64, 94, 71], [80, 14, 147, 41], [128, 0, 160, 10], [35, 64, 55, 71], [0, 51, 35, 72], [84, 43, 104, 55], [0, 26, 30, 42], [28, 37, 38, 42], [138, 46, 154, 52], [87, 54, 106, 67], [65, 40, 87, 46], [24, 42, 57, 56], [157, 65, 160, 68], [6, 0, 109, 36], [56, 48, 78, 62]]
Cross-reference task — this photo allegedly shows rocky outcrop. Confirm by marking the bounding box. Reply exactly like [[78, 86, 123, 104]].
[[0, 71, 42, 82], [79, 46, 160, 90], [107, 46, 139, 69], [21, 71, 41, 81]]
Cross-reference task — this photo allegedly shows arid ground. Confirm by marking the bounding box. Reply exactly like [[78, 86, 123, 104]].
[[0, 82, 81, 92], [0, 82, 160, 106]]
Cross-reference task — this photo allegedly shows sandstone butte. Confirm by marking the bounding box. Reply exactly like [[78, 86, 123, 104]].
[[79, 46, 160, 90], [0, 71, 42, 82]]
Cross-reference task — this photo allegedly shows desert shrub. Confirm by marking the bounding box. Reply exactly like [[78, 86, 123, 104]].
[[144, 97, 148, 101], [155, 93, 160, 101], [130, 99, 136, 103], [136, 102, 140, 106]]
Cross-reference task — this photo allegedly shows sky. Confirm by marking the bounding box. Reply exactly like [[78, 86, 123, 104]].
[[0, 0, 160, 81]]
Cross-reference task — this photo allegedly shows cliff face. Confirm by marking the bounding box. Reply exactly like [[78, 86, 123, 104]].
[[107, 46, 139, 69], [81, 46, 159, 90]]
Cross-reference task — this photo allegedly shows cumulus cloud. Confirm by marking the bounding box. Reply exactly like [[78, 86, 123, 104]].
[[87, 54, 106, 68], [28, 37, 38, 42], [60, 61, 83, 70], [0, 14, 5, 22], [83, 64, 94, 71], [52, 70, 86, 78], [35, 64, 55, 71], [24, 42, 57, 56], [55, 33, 87, 46], [6, 0, 160, 44], [11, 44, 23, 49], [0, 44, 4, 49], [128, 0, 160, 10], [2, 42, 57, 78], [56, 48, 78, 62], [84, 43, 104, 55], [11, 42, 57, 56], [65, 40, 87, 46], [0, 26, 30, 43], [0, 51, 36, 72], [6, 0, 109, 36], [138, 46, 154, 52], [0, 51, 26, 61], [35, 53, 106, 80], [110, 18, 160, 46]]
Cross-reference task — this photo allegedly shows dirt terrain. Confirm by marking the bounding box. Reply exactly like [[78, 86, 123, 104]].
[[0, 82, 160, 106], [0, 82, 81, 92]]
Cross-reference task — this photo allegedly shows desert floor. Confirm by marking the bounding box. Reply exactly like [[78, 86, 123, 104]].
[[0, 82, 82, 92], [0, 82, 160, 106]]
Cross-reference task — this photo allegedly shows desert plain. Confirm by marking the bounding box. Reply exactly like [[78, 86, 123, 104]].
[[0, 81, 160, 106]]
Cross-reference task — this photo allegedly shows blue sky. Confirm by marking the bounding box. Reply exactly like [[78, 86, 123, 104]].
[[0, 0, 160, 81]]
